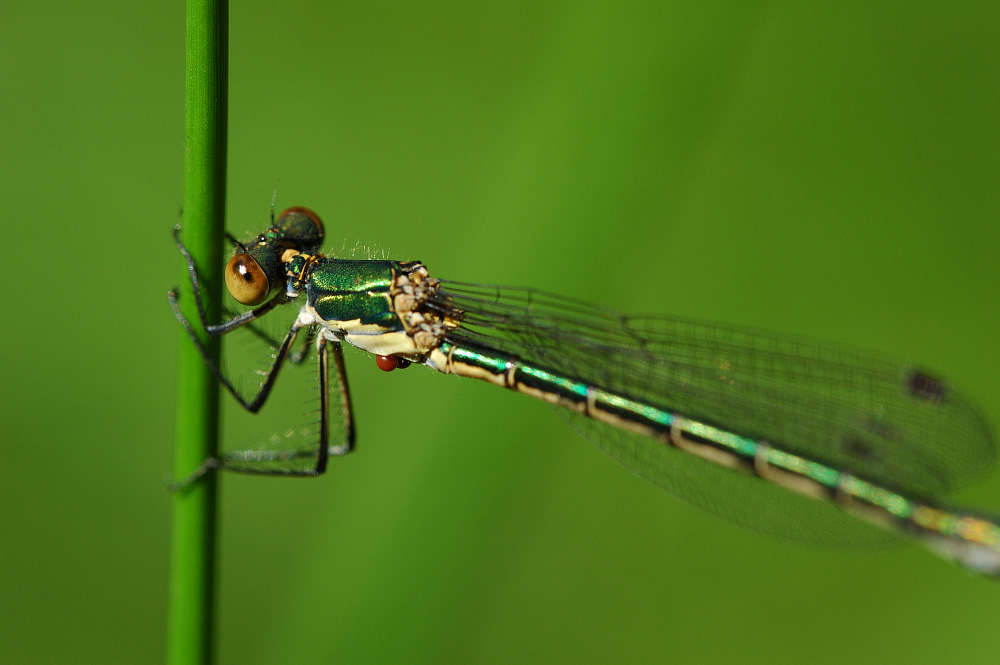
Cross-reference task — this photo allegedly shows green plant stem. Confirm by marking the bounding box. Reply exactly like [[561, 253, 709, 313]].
[[169, 1, 228, 663]]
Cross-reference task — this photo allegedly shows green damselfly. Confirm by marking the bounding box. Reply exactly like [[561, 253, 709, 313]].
[[169, 207, 1000, 577]]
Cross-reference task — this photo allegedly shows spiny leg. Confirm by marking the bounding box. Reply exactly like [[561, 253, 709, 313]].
[[324, 337, 355, 458], [314, 335, 331, 475], [169, 289, 303, 413], [290, 326, 315, 366], [230, 313, 314, 364], [214, 336, 355, 478], [167, 318, 306, 489]]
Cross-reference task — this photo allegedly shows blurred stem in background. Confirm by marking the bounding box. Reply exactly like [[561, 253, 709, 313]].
[[169, 0, 228, 663]]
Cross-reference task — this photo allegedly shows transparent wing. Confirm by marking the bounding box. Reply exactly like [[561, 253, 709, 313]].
[[561, 413, 900, 545], [432, 281, 994, 541]]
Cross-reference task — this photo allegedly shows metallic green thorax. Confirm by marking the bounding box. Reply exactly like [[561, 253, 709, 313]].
[[304, 259, 411, 330]]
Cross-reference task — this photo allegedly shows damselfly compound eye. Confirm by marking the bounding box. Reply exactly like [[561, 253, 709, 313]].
[[225, 253, 270, 305]]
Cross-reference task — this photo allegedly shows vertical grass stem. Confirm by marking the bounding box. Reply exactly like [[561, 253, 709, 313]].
[[169, 1, 228, 663]]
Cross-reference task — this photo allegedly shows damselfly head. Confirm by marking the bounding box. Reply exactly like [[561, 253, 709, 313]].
[[224, 207, 326, 306]]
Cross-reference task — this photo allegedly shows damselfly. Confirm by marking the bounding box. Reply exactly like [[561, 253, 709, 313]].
[[169, 207, 999, 577]]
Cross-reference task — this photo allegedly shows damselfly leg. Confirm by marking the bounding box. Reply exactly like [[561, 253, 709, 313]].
[[168, 224, 354, 488]]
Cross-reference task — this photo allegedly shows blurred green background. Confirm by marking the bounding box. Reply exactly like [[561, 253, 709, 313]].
[[2, 2, 999, 663]]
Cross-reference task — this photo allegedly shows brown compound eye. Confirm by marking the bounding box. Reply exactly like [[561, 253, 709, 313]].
[[225, 253, 270, 305]]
